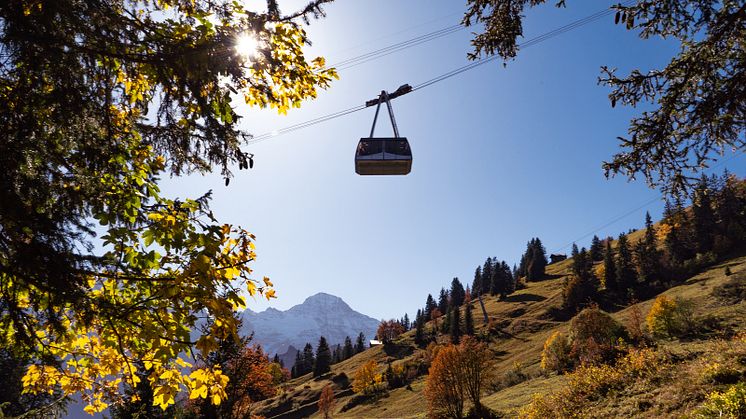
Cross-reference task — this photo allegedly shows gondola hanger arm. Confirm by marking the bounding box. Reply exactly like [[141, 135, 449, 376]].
[[364, 84, 412, 107]]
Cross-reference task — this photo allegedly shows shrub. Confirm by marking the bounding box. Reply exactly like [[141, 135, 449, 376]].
[[695, 382, 746, 418], [646, 295, 696, 338], [351, 360, 383, 395], [503, 361, 529, 388], [541, 332, 572, 374], [568, 305, 626, 365], [384, 362, 407, 389]]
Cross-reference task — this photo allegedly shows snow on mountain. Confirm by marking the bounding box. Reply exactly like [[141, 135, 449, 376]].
[[239, 292, 379, 359]]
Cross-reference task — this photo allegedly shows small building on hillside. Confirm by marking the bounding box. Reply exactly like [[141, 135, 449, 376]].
[[549, 253, 567, 264]]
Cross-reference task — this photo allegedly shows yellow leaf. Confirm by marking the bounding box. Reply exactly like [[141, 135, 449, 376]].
[[263, 276, 273, 287], [247, 281, 256, 297]]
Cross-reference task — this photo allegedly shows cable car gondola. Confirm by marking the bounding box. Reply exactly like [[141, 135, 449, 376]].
[[355, 86, 412, 175]]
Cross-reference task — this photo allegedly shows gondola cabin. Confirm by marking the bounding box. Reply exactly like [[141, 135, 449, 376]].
[[355, 138, 412, 175], [356, 85, 413, 176]]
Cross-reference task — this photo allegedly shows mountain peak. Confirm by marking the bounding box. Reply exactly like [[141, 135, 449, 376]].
[[303, 292, 347, 305], [240, 292, 378, 358]]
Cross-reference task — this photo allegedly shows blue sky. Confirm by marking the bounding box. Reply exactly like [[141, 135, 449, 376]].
[[160, 0, 746, 321]]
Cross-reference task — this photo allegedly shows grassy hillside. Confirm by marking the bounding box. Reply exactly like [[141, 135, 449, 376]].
[[253, 250, 746, 418]]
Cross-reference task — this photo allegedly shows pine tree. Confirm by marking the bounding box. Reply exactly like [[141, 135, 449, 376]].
[[527, 238, 548, 281], [450, 278, 466, 307], [562, 248, 598, 312], [615, 233, 636, 294], [440, 307, 453, 333], [692, 175, 716, 253], [636, 211, 660, 282], [402, 313, 410, 331], [571, 243, 579, 260], [603, 239, 616, 290], [355, 333, 366, 353], [301, 343, 315, 376], [314, 337, 332, 377], [464, 303, 474, 336], [590, 235, 603, 261], [482, 258, 494, 293], [273, 353, 280, 364], [425, 294, 437, 319], [291, 351, 303, 378], [438, 288, 449, 314], [415, 310, 426, 346], [450, 307, 462, 344], [472, 266, 483, 297], [343, 336, 354, 360]]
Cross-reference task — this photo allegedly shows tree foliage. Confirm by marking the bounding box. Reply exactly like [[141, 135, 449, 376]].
[[425, 338, 495, 419], [1, 0, 338, 414], [462, 0, 746, 195]]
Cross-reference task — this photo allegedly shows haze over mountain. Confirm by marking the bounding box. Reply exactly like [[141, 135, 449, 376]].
[[239, 292, 379, 358]]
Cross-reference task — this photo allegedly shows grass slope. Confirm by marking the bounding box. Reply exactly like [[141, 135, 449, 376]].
[[253, 251, 746, 418]]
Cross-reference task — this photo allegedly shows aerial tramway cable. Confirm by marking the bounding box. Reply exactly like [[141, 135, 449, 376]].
[[247, 3, 625, 144]]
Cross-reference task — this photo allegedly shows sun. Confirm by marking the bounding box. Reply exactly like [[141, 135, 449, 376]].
[[235, 33, 259, 60]]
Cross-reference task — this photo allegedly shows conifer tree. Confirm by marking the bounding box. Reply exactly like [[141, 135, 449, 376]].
[[562, 248, 598, 312], [291, 351, 303, 378], [355, 333, 366, 354], [450, 278, 466, 307], [343, 336, 354, 360], [590, 235, 604, 261], [442, 307, 452, 334], [615, 233, 636, 294], [692, 175, 716, 253], [526, 238, 548, 281], [415, 310, 426, 346], [450, 307, 462, 344], [425, 294, 437, 319], [438, 288, 450, 314], [302, 343, 315, 376], [636, 212, 660, 282], [571, 243, 580, 260], [603, 239, 616, 290], [403, 313, 410, 331], [472, 266, 483, 297], [464, 303, 475, 336], [314, 337, 332, 377], [482, 258, 494, 292]]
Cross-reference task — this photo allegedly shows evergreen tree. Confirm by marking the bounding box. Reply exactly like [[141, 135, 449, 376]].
[[343, 336, 354, 360], [402, 313, 410, 331], [355, 332, 366, 353], [300, 343, 315, 376], [636, 212, 660, 282], [571, 243, 580, 260], [603, 239, 616, 290], [615, 233, 636, 294], [291, 351, 303, 378], [442, 307, 452, 334], [415, 309, 426, 346], [590, 235, 604, 261], [450, 278, 466, 307], [272, 354, 280, 364], [526, 238, 548, 281], [464, 303, 475, 336], [438, 287, 449, 314], [715, 171, 746, 242], [692, 175, 716, 253], [450, 307, 462, 344], [562, 248, 598, 312], [425, 294, 437, 319], [472, 266, 483, 297], [482, 257, 494, 293], [314, 337, 332, 377]]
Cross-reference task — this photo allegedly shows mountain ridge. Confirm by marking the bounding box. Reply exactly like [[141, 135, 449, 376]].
[[239, 292, 379, 359]]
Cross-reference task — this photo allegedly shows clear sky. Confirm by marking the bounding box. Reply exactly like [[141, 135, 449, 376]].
[[159, 0, 746, 321]]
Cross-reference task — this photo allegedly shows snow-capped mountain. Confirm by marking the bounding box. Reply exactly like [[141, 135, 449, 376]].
[[239, 292, 379, 359]]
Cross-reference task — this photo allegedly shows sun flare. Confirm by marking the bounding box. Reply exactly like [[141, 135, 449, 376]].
[[235, 33, 258, 60]]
